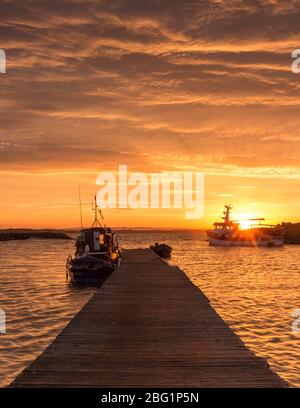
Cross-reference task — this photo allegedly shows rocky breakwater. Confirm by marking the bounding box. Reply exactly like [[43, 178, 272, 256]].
[[0, 229, 72, 241]]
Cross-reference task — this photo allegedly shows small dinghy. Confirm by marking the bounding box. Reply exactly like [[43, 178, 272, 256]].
[[150, 243, 172, 259]]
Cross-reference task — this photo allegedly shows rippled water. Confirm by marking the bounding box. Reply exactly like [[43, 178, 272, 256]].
[[0, 231, 300, 387], [0, 238, 94, 387]]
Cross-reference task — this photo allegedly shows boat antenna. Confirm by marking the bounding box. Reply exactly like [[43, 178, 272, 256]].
[[92, 195, 103, 228], [98, 208, 107, 229], [78, 185, 83, 229]]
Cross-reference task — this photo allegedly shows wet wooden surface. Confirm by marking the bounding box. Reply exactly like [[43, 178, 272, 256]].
[[11, 249, 287, 388]]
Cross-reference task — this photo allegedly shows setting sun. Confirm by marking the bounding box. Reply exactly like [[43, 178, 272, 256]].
[[238, 219, 253, 230], [233, 212, 262, 230]]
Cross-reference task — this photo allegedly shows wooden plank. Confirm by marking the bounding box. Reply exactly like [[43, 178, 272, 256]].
[[10, 248, 287, 388]]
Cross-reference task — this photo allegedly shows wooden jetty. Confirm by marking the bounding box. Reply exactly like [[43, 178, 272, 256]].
[[11, 249, 287, 388]]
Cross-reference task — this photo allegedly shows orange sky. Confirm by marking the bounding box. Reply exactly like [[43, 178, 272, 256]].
[[0, 0, 300, 228]]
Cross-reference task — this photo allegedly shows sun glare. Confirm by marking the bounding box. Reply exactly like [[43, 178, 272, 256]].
[[234, 212, 260, 230], [238, 219, 253, 230]]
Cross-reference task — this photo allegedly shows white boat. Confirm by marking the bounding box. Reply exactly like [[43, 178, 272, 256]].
[[207, 205, 284, 247]]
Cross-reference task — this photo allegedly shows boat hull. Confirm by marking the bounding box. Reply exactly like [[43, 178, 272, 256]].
[[66, 254, 120, 286], [67, 265, 114, 286]]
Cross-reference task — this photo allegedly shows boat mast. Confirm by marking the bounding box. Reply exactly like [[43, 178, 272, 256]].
[[78, 185, 83, 229], [223, 204, 232, 224], [92, 195, 103, 228]]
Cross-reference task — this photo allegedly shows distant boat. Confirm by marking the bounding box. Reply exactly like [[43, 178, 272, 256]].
[[66, 196, 121, 285], [207, 205, 284, 247]]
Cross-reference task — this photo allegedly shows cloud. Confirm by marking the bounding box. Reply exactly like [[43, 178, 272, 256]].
[[0, 0, 300, 177]]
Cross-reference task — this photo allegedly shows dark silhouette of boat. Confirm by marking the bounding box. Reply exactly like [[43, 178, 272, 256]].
[[66, 196, 121, 286], [207, 205, 284, 246], [150, 243, 172, 259]]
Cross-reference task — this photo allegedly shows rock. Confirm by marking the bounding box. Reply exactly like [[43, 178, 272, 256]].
[[0, 230, 72, 241]]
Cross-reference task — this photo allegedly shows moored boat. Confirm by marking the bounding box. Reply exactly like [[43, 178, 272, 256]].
[[66, 197, 121, 285], [150, 243, 172, 258], [207, 205, 284, 247]]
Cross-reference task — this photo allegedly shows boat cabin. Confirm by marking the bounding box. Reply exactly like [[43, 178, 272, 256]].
[[213, 221, 239, 231], [75, 227, 116, 256]]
